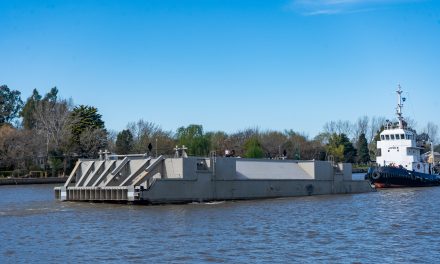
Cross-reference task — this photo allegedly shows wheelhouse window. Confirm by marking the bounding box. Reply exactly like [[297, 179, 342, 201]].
[[385, 135, 390, 140], [395, 134, 400, 139], [401, 134, 405, 139], [381, 135, 385, 140], [391, 134, 395, 140], [376, 148, 382, 157]]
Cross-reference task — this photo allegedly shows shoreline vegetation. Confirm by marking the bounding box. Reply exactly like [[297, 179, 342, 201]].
[[1, 85, 439, 179]]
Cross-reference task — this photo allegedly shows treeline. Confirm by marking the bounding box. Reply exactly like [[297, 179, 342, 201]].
[[1, 85, 439, 177], [1, 86, 108, 176]]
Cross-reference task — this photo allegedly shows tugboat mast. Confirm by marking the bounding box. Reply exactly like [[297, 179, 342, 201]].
[[396, 85, 404, 129]]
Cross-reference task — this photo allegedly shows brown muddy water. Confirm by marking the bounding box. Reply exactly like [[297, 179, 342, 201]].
[[1, 178, 440, 263]]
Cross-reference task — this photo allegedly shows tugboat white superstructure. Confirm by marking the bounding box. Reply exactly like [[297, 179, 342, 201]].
[[367, 86, 440, 188]]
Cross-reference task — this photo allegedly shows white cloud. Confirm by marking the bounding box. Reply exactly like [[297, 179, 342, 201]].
[[288, 0, 422, 15]]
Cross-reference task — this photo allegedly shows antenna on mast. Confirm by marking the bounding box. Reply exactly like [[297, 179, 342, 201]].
[[396, 84, 405, 129]]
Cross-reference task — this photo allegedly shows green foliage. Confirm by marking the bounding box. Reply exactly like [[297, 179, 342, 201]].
[[369, 125, 385, 160], [69, 105, 106, 156], [48, 150, 64, 177], [284, 130, 307, 159], [43, 87, 58, 102], [327, 133, 357, 163], [327, 134, 345, 162], [70, 105, 105, 144], [115, 129, 134, 154], [20, 89, 42, 129], [176, 124, 210, 156], [356, 133, 370, 163], [0, 85, 23, 125], [372, 125, 385, 142], [19, 86, 59, 131], [205, 131, 228, 154], [314, 132, 331, 145], [244, 137, 264, 158]]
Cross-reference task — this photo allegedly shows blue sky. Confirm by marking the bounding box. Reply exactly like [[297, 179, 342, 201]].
[[1, 0, 440, 136]]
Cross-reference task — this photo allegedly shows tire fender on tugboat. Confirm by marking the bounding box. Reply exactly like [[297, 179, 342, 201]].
[[372, 171, 381, 180]]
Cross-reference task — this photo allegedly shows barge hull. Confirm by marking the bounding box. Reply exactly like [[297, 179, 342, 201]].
[[55, 156, 374, 204]]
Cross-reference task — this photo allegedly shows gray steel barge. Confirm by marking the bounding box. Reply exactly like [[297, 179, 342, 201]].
[[54, 149, 374, 204]]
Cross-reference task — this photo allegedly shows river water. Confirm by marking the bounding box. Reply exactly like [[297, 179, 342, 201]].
[[1, 179, 440, 263]]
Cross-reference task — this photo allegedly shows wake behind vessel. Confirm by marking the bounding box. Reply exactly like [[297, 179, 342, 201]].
[[366, 86, 440, 188]]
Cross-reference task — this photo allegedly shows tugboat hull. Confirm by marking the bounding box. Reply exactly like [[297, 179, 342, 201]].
[[366, 167, 440, 188]]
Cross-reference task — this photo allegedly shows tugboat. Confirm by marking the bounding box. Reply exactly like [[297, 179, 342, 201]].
[[366, 85, 440, 188]]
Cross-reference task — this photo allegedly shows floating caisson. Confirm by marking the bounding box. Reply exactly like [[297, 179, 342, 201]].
[[55, 150, 374, 204]]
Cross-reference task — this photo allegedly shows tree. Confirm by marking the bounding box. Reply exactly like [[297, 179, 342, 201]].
[[356, 133, 370, 164], [243, 137, 264, 158], [127, 119, 175, 155], [323, 120, 353, 138], [0, 124, 18, 169], [31, 91, 74, 175], [417, 132, 430, 143], [48, 149, 64, 177], [228, 128, 259, 157], [283, 130, 325, 160], [405, 117, 417, 130], [367, 116, 386, 143], [176, 124, 210, 156], [314, 132, 331, 145], [423, 122, 439, 143], [260, 131, 287, 158], [0, 85, 23, 125], [327, 134, 345, 162], [353, 116, 369, 142], [70, 105, 105, 143], [115, 129, 134, 154], [20, 88, 42, 130], [284, 130, 308, 159], [0, 125, 39, 171], [153, 130, 177, 156], [327, 133, 357, 163], [128, 120, 161, 153], [69, 105, 106, 156], [417, 132, 432, 153], [33, 98, 73, 151], [206, 131, 228, 156], [43, 87, 59, 102], [79, 128, 108, 158], [106, 129, 118, 153]]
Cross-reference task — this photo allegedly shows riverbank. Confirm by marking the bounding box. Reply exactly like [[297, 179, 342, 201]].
[[0, 177, 68, 185]]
